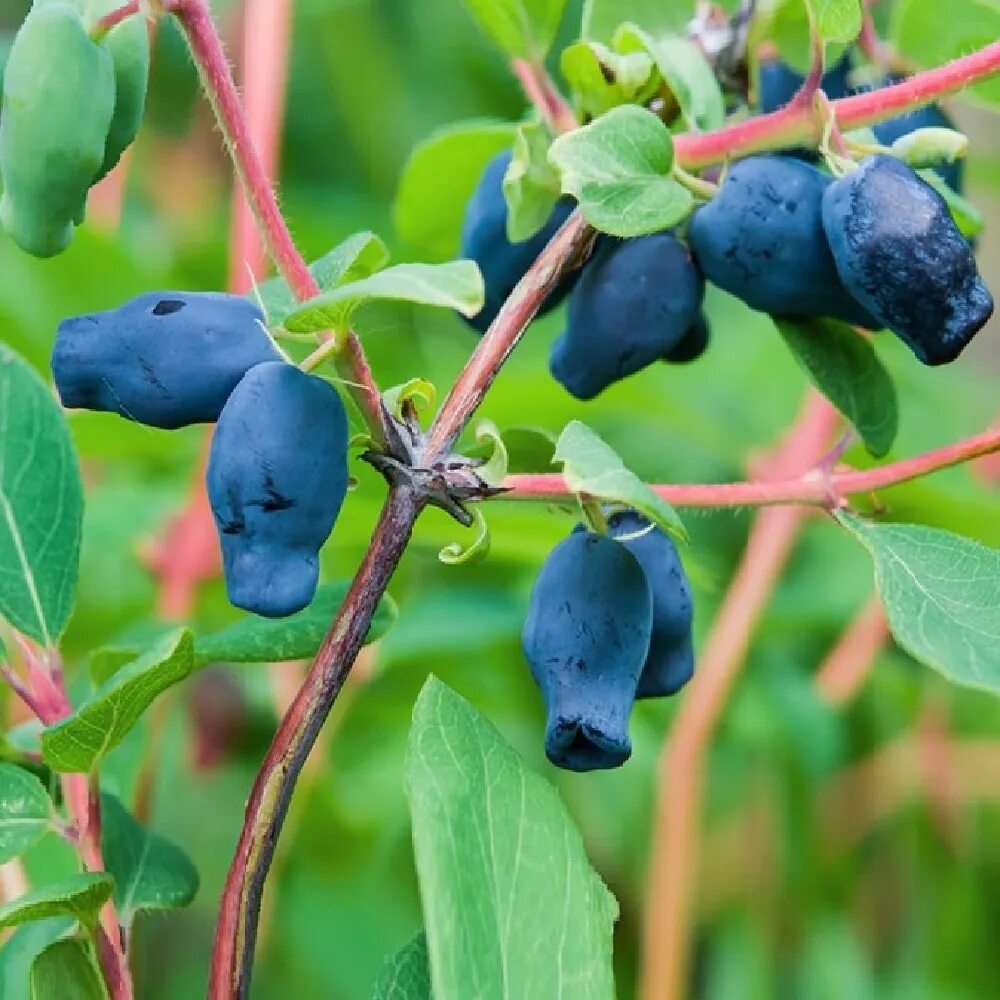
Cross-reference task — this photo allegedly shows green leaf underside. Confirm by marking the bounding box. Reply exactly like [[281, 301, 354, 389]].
[[284, 262, 485, 333], [838, 514, 1000, 692], [615, 26, 725, 132], [42, 629, 195, 772], [30, 938, 107, 1000], [0, 765, 51, 864], [0, 345, 83, 646], [194, 581, 397, 666], [371, 932, 431, 1000], [0, 873, 114, 931], [395, 121, 517, 261], [406, 678, 618, 999], [503, 121, 562, 243], [775, 318, 898, 457], [100, 795, 198, 924], [548, 105, 693, 237], [459, 0, 568, 59], [255, 232, 390, 326], [554, 421, 687, 542]]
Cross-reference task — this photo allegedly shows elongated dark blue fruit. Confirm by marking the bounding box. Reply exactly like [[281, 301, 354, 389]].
[[689, 156, 877, 327], [608, 511, 694, 699], [460, 150, 577, 334], [757, 56, 852, 114], [523, 531, 652, 772], [663, 314, 710, 364], [550, 232, 705, 399], [822, 155, 993, 365], [52, 291, 281, 429], [208, 362, 349, 618]]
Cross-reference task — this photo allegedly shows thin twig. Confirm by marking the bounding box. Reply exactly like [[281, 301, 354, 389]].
[[510, 58, 578, 134], [814, 596, 890, 706]]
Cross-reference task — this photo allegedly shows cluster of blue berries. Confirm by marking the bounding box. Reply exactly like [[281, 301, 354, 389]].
[[52, 293, 349, 619], [460, 70, 993, 386], [523, 514, 694, 772]]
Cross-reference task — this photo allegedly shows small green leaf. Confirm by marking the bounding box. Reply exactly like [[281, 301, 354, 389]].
[[775, 318, 898, 458], [582, 0, 681, 43], [890, 127, 968, 170], [0, 765, 52, 863], [42, 630, 194, 773], [255, 232, 390, 326], [548, 105, 693, 237], [100, 795, 198, 926], [439, 508, 491, 567], [614, 26, 725, 131], [284, 262, 485, 333], [395, 121, 517, 261], [0, 874, 114, 931], [473, 419, 509, 487], [560, 41, 657, 119], [458, 0, 568, 59], [810, 0, 863, 45], [0, 919, 75, 1000], [837, 514, 1000, 693], [502, 426, 558, 473], [372, 933, 431, 1000], [554, 420, 687, 542], [383, 380, 437, 422], [194, 581, 397, 666], [503, 121, 562, 243], [30, 938, 106, 1000], [406, 678, 618, 1000], [892, 0, 1000, 110], [0, 345, 83, 646]]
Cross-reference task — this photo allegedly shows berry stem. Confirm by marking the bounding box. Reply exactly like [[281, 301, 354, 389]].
[[511, 58, 578, 134], [170, 0, 390, 447], [674, 40, 1000, 169], [208, 488, 421, 1000], [640, 392, 839, 1000], [498, 424, 1000, 509], [92, 1, 143, 39]]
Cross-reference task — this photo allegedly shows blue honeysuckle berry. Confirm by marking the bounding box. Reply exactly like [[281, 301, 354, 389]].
[[822, 155, 993, 365], [52, 291, 281, 429], [522, 530, 652, 772], [550, 231, 706, 400], [207, 361, 349, 619]]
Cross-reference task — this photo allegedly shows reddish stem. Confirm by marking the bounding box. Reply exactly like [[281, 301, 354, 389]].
[[814, 596, 890, 706], [94, 0, 142, 36], [511, 58, 577, 134], [171, 0, 389, 446], [640, 393, 839, 1000], [674, 40, 1000, 168], [499, 424, 1000, 509]]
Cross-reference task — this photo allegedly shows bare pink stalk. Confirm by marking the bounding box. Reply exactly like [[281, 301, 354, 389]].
[[93, 0, 142, 37], [640, 392, 840, 1000], [511, 58, 578, 134], [171, 0, 389, 446], [500, 424, 1000, 509], [815, 597, 890, 706]]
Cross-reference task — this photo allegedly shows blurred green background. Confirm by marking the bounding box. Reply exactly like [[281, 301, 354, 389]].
[[1, 0, 1000, 997]]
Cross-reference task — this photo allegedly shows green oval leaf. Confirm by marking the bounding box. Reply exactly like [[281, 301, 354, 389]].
[[0, 345, 83, 646], [554, 420, 687, 542], [395, 121, 517, 261], [30, 938, 106, 1000], [193, 581, 397, 667], [255, 232, 390, 326], [42, 629, 195, 772], [284, 262, 485, 333], [406, 678, 618, 1000], [548, 105, 693, 237], [458, 0, 568, 59], [100, 794, 198, 926], [837, 514, 1000, 692], [372, 933, 431, 1000], [775, 318, 898, 458], [560, 41, 657, 120], [0, 764, 52, 864], [503, 121, 562, 243], [0, 873, 114, 932], [810, 0, 863, 45]]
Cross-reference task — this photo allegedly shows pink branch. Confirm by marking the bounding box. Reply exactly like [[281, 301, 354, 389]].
[[94, 1, 142, 36], [171, 0, 389, 446], [814, 596, 890, 706], [674, 40, 1000, 168], [499, 424, 1000, 510], [511, 58, 577, 134]]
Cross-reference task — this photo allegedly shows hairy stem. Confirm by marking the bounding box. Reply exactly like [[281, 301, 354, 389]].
[[499, 424, 1000, 509], [171, 0, 389, 446], [208, 488, 421, 999], [640, 392, 839, 1000]]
